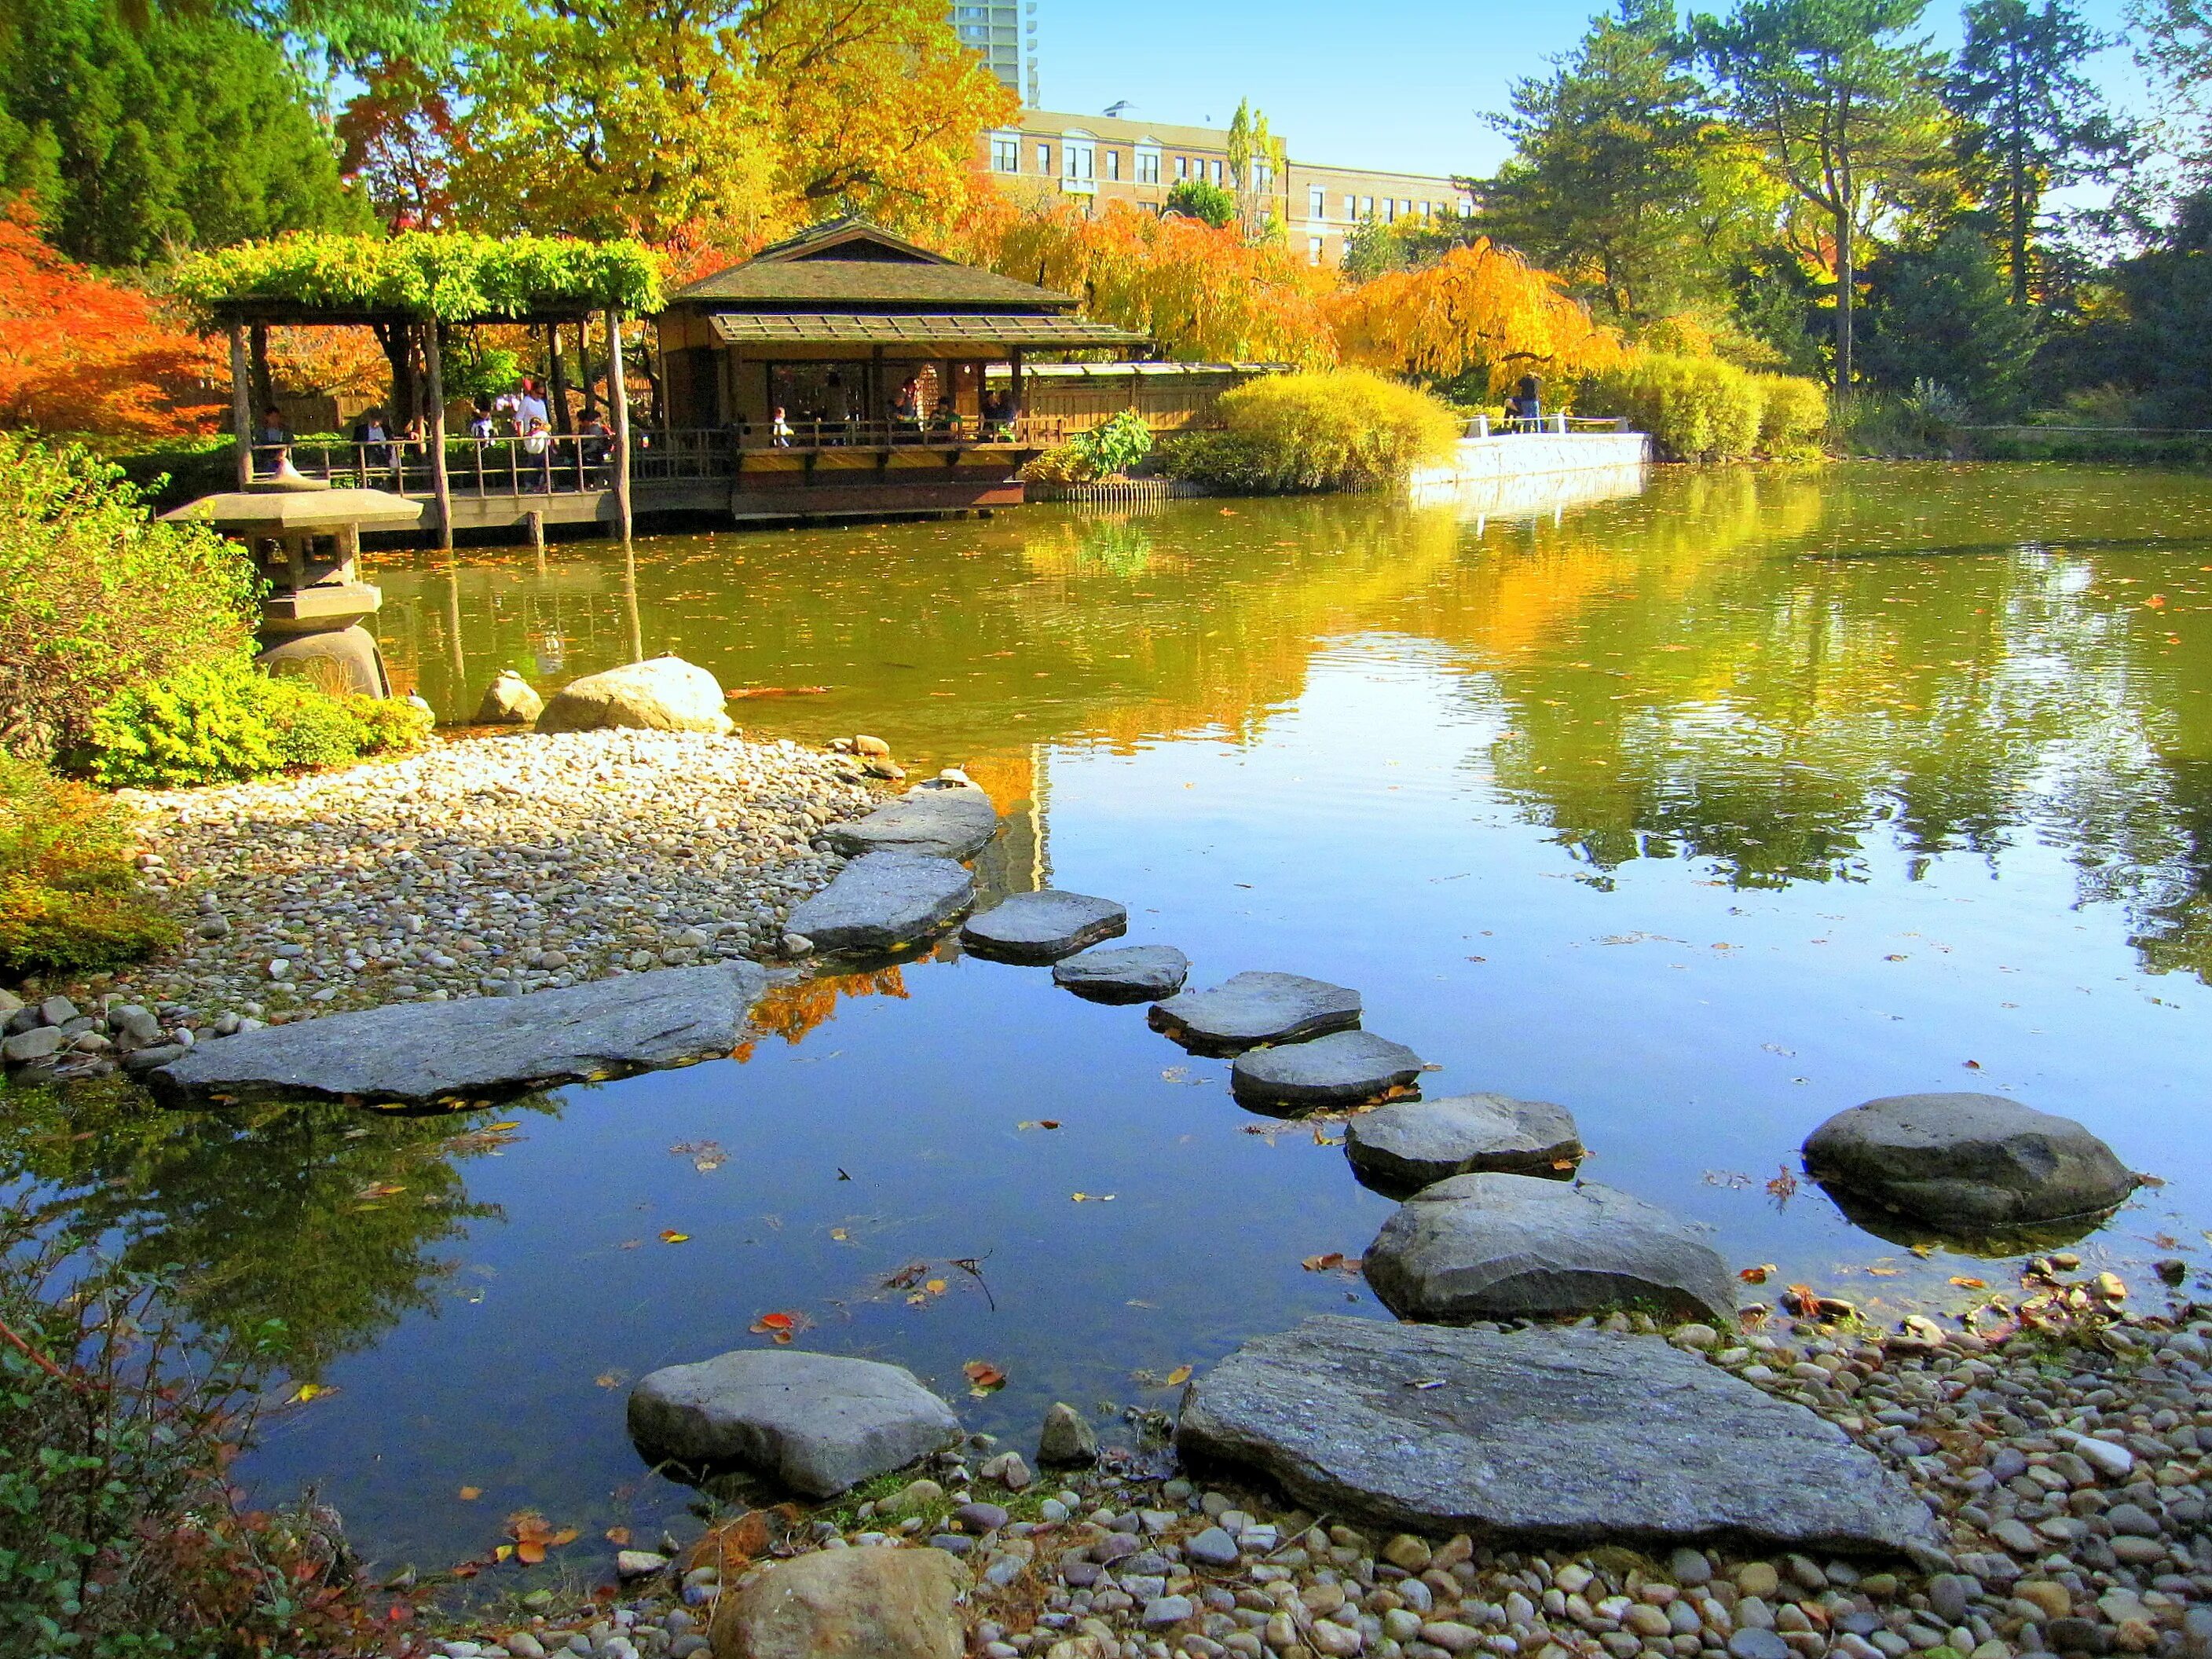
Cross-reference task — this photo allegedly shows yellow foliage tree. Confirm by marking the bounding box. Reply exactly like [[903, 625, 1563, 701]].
[[1329, 237, 1624, 391], [961, 200, 1336, 365]]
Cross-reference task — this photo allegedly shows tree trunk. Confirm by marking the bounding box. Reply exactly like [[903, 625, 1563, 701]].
[[248, 323, 275, 419], [373, 322, 418, 427], [548, 322, 574, 434]]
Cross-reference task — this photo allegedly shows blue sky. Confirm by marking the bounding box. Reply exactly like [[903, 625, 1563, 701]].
[[1035, 0, 2148, 180]]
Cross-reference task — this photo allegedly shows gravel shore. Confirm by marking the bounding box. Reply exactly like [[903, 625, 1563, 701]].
[[423, 1283, 2212, 1659], [60, 729, 881, 1038]]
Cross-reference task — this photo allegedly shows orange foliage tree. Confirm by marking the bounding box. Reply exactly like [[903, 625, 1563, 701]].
[[0, 201, 220, 440], [957, 200, 1338, 366], [1329, 236, 1624, 391]]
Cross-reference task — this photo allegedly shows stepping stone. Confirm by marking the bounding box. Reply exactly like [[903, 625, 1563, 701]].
[[1346, 1093, 1584, 1192], [1147, 972, 1361, 1056], [1803, 1093, 2141, 1234], [823, 779, 1001, 861], [1362, 1173, 1736, 1325], [1229, 1030, 1424, 1114], [628, 1348, 960, 1498], [785, 851, 973, 956], [148, 960, 767, 1108], [961, 890, 1127, 963], [1175, 1317, 1943, 1558], [1053, 944, 1190, 1003], [709, 1547, 969, 1659]]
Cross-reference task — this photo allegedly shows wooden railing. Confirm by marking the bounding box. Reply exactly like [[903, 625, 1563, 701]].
[[251, 419, 1063, 498], [1459, 414, 1634, 438]]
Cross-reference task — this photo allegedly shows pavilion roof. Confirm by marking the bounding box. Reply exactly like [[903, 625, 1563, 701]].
[[672, 217, 1080, 311], [705, 313, 1150, 349]]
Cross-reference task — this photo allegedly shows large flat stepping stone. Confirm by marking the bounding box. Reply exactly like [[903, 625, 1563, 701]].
[[1364, 1173, 1736, 1325], [961, 890, 1127, 963], [1053, 944, 1190, 1003], [1176, 1317, 1943, 1558], [628, 1348, 960, 1498], [786, 851, 973, 956], [1347, 1093, 1584, 1192], [1230, 1030, 1424, 1114], [1147, 971, 1361, 1055], [148, 960, 767, 1108], [823, 779, 1001, 861], [1804, 1092, 2141, 1234]]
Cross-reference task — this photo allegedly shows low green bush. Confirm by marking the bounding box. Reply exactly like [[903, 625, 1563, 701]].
[[1155, 430, 1285, 493], [1754, 373, 1831, 460], [80, 654, 433, 790], [0, 756, 176, 973], [0, 433, 258, 763], [1579, 353, 1828, 462], [1020, 445, 1097, 487], [1164, 369, 1458, 493], [1070, 409, 1155, 478]]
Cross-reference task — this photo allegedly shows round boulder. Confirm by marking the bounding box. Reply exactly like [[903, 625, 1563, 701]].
[[475, 668, 544, 725], [1229, 1030, 1424, 1115], [1803, 1092, 2140, 1232], [535, 655, 734, 735], [1363, 1174, 1736, 1326], [709, 1545, 968, 1659], [1346, 1093, 1584, 1194]]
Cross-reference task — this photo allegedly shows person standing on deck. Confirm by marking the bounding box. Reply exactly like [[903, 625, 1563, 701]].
[[823, 372, 851, 443], [254, 406, 291, 475]]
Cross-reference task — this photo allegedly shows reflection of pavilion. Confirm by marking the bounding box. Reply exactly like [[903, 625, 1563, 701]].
[[964, 745, 1050, 903]]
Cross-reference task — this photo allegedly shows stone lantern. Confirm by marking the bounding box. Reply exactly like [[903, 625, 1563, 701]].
[[160, 480, 424, 697]]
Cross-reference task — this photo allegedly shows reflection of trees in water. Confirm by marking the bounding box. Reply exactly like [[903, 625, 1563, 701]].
[[1023, 515, 1159, 579], [734, 968, 910, 1060], [1, 1083, 527, 1375]]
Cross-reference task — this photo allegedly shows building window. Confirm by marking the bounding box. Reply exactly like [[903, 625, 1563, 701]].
[[1383, 199, 1397, 223], [1036, 142, 1051, 172], [1361, 196, 1375, 218], [990, 134, 1020, 173], [1137, 145, 1160, 184], [1308, 236, 1324, 265], [1209, 158, 1223, 184], [1063, 138, 1094, 181], [1343, 193, 1356, 218], [1254, 161, 1272, 192], [1106, 148, 1121, 181], [1176, 155, 1188, 181], [1309, 185, 1326, 220]]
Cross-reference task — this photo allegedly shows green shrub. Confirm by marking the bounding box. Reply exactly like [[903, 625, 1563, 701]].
[[0, 433, 258, 762], [1020, 445, 1097, 487], [81, 654, 432, 790], [1754, 373, 1831, 460], [1156, 430, 1285, 493], [1070, 409, 1155, 478], [0, 756, 176, 973], [1577, 353, 1766, 461], [1175, 369, 1458, 493], [1164, 178, 1237, 228]]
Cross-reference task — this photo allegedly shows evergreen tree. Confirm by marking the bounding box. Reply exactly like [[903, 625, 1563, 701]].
[[0, 0, 365, 267], [1948, 0, 2132, 305], [1859, 225, 2038, 410]]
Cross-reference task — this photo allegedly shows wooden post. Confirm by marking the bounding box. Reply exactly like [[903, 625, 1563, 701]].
[[1009, 347, 1024, 435], [548, 322, 573, 434], [606, 304, 633, 544], [423, 319, 455, 551], [526, 509, 546, 566], [229, 324, 253, 488], [249, 323, 275, 416]]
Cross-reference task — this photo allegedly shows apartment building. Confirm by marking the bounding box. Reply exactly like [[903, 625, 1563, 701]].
[[950, 0, 1038, 105], [977, 108, 1470, 267]]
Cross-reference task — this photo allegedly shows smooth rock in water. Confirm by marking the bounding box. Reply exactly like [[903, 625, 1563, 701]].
[[1175, 1317, 1942, 1555], [961, 891, 1127, 963], [823, 780, 1001, 861], [1230, 1030, 1425, 1113], [1803, 1093, 2141, 1230], [476, 668, 544, 725], [616, 1549, 670, 1580], [535, 656, 734, 736], [708, 1544, 968, 1659], [1051, 944, 1190, 1003], [627, 1349, 960, 1498], [1147, 972, 1361, 1056], [148, 961, 766, 1107], [1038, 1401, 1099, 1466], [784, 852, 973, 957], [1346, 1093, 1584, 1192], [1363, 1174, 1736, 1325]]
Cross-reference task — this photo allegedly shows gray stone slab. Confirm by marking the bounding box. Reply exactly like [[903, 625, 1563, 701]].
[[1363, 1174, 1737, 1326], [148, 961, 767, 1108], [1053, 945, 1190, 1003], [1147, 972, 1361, 1056], [1803, 1093, 2141, 1232], [1230, 1030, 1425, 1114], [1176, 1317, 1943, 1558], [823, 780, 1002, 861], [961, 890, 1128, 963], [785, 851, 975, 956], [627, 1348, 961, 1498], [1346, 1093, 1584, 1192]]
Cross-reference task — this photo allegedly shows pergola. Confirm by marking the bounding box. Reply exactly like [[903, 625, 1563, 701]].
[[174, 233, 665, 546]]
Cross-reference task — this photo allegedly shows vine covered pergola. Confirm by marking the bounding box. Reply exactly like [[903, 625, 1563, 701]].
[[174, 233, 666, 544]]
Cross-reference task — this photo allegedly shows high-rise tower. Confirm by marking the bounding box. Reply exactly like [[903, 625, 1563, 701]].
[[949, 0, 1035, 106]]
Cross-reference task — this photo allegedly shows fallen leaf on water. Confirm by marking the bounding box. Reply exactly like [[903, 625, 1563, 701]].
[[925, 1278, 947, 1295], [1551, 1157, 1577, 1171], [1408, 1378, 1446, 1390], [354, 1182, 406, 1202], [884, 1262, 928, 1290], [606, 1527, 632, 1547], [491, 1546, 512, 1565], [1950, 1276, 1988, 1289], [659, 1230, 690, 1243], [291, 1381, 332, 1404], [1962, 1059, 1982, 1070], [458, 1486, 482, 1502], [1884, 954, 1909, 961], [505, 1511, 577, 1566], [963, 1360, 1007, 1395], [1738, 1264, 1774, 1284], [1016, 1119, 1063, 1130], [1910, 1243, 1936, 1258], [488, 1121, 521, 1131], [1165, 1364, 1192, 1386], [1864, 1266, 1901, 1277], [829, 1227, 849, 1241], [750, 1311, 799, 1343], [1302, 1252, 1346, 1272], [594, 1371, 627, 1390]]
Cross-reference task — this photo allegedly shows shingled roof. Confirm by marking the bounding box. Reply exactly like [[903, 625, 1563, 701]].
[[668, 218, 1081, 311]]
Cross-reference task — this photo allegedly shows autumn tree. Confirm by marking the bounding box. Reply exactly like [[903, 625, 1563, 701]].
[[1225, 99, 1287, 234], [1948, 0, 2133, 303], [0, 200, 219, 439], [1329, 237, 1625, 390], [1693, 0, 1948, 391]]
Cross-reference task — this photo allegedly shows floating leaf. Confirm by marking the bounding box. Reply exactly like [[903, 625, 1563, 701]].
[[606, 1527, 632, 1547], [659, 1230, 690, 1243], [923, 1278, 947, 1295], [884, 1262, 928, 1290], [1408, 1377, 1446, 1390], [489, 1121, 522, 1131], [1302, 1252, 1346, 1272], [594, 1371, 627, 1390], [829, 1227, 849, 1241], [458, 1486, 482, 1502], [1864, 1266, 1901, 1277], [1950, 1276, 1988, 1289], [1738, 1264, 1774, 1284], [1164, 1364, 1192, 1386], [963, 1360, 1007, 1395], [750, 1311, 801, 1344], [291, 1381, 332, 1404], [1016, 1119, 1063, 1130]]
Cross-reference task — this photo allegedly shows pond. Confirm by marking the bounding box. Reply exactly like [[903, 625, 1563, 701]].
[[14, 460, 2212, 1582]]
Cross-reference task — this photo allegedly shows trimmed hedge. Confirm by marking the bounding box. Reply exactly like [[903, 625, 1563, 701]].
[[173, 231, 665, 322], [1161, 369, 1457, 493], [1577, 353, 1829, 462]]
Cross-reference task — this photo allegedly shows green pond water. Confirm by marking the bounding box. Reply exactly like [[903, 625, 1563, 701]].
[[13, 460, 2212, 1581]]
